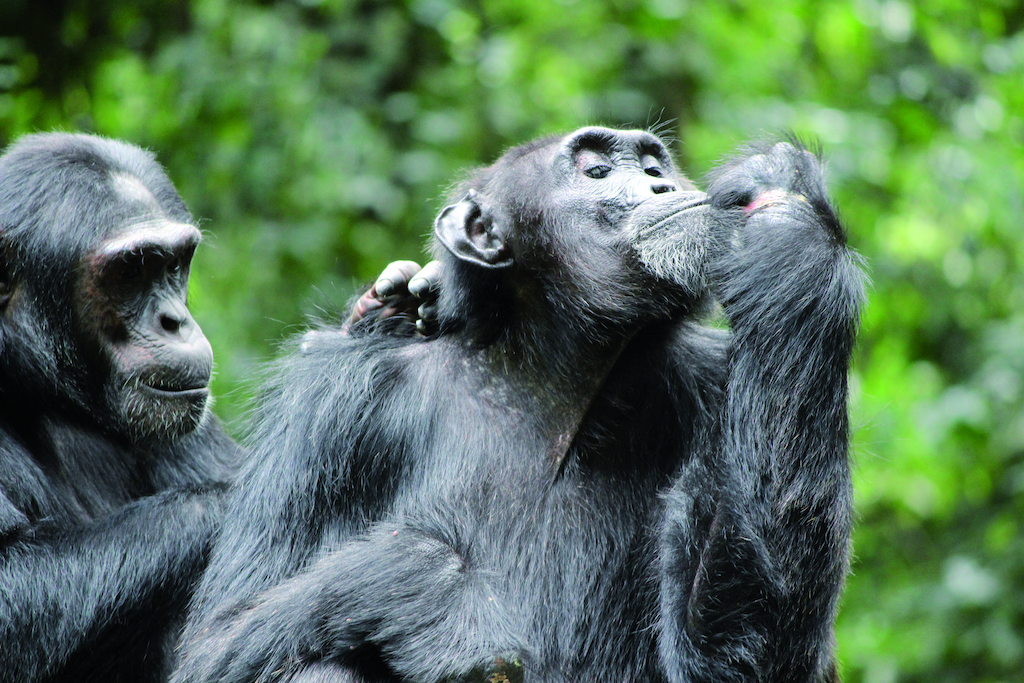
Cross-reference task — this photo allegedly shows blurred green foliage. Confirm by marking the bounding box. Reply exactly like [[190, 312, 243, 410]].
[[1, 0, 1022, 680]]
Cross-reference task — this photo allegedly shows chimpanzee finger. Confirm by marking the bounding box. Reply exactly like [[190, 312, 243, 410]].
[[345, 260, 424, 332], [374, 260, 424, 298], [408, 260, 443, 299], [418, 301, 438, 323], [415, 318, 434, 336]]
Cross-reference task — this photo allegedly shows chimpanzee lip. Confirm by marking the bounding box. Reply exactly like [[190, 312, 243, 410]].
[[637, 193, 708, 232], [140, 381, 209, 398]]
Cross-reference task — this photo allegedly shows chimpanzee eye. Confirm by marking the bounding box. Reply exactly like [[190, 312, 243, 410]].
[[112, 250, 146, 281], [576, 150, 612, 179], [642, 155, 664, 178], [120, 261, 142, 280]]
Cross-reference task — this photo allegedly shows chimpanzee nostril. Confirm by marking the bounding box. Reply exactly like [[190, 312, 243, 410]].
[[652, 183, 677, 194], [160, 314, 181, 334]]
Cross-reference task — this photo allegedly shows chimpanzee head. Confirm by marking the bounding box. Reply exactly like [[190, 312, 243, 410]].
[[431, 127, 718, 344], [0, 133, 213, 443]]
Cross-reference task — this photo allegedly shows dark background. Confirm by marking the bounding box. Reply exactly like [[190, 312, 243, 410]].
[[2, 1, 1022, 680]]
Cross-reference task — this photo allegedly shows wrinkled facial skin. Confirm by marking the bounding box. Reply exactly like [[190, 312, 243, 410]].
[[551, 126, 691, 212], [77, 219, 212, 441], [545, 127, 716, 299]]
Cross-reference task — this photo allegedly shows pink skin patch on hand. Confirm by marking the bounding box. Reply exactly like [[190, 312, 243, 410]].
[[743, 189, 792, 215]]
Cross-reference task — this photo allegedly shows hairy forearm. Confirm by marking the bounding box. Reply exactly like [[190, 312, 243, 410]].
[[0, 489, 221, 682], [174, 522, 522, 683]]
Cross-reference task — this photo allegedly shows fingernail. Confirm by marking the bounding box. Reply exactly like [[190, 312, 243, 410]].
[[408, 277, 428, 297]]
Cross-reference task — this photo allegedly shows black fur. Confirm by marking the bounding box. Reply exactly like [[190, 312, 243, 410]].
[[0, 133, 242, 683], [174, 129, 864, 683]]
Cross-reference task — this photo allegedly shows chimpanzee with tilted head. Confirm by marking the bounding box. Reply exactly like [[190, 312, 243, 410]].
[[174, 127, 864, 683], [0, 133, 243, 682]]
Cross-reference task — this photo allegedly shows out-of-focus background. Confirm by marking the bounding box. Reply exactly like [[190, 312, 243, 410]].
[[1, 1, 1021, 680]]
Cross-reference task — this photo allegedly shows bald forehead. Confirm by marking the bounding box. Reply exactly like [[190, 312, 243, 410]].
[[111, 172, 165, 214]]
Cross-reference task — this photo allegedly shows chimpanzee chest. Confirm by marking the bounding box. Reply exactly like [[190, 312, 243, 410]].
[[471, 462, 667, 678]]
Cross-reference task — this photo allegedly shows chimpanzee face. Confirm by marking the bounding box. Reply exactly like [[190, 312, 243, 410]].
[[553, 127, 691, 212], [0, 133, 213, 445], [75, 212, 212, 441], [434, 127, 717, 332]]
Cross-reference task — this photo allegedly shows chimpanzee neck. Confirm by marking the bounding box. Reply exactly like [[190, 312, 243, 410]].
[[477, 320, 636, 472], [442, 257, 641, 468]]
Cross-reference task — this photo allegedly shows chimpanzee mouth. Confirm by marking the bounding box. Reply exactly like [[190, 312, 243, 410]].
[[627, 190, 714, 295], [637, 193, 708, 232], [139, 379, 210, 399]]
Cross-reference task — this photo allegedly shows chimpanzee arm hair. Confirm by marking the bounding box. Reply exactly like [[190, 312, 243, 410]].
[[174, 334, 520, 683], [173, 518, 523, 683], [659, 141, 865, 683], [0, 488, 222, 683]]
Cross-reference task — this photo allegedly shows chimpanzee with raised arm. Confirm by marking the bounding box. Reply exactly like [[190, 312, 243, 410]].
[[174, 128, 864, 683]]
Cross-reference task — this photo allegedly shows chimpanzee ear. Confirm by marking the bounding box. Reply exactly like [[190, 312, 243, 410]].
[[434, 190, 513, 269]]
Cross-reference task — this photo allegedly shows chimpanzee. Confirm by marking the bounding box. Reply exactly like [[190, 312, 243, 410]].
[[172, 127, 865, 683], [0, 132, 244, 682], [0, 132, 436, 683]]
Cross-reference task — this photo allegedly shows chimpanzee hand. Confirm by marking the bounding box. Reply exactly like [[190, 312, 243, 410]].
[[705, 139, 828, 217], [704, 137, 851, 334], [345, 260, 443, 335]]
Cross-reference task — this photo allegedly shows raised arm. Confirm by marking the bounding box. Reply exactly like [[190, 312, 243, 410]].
[[659, 141, 865, 683]]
